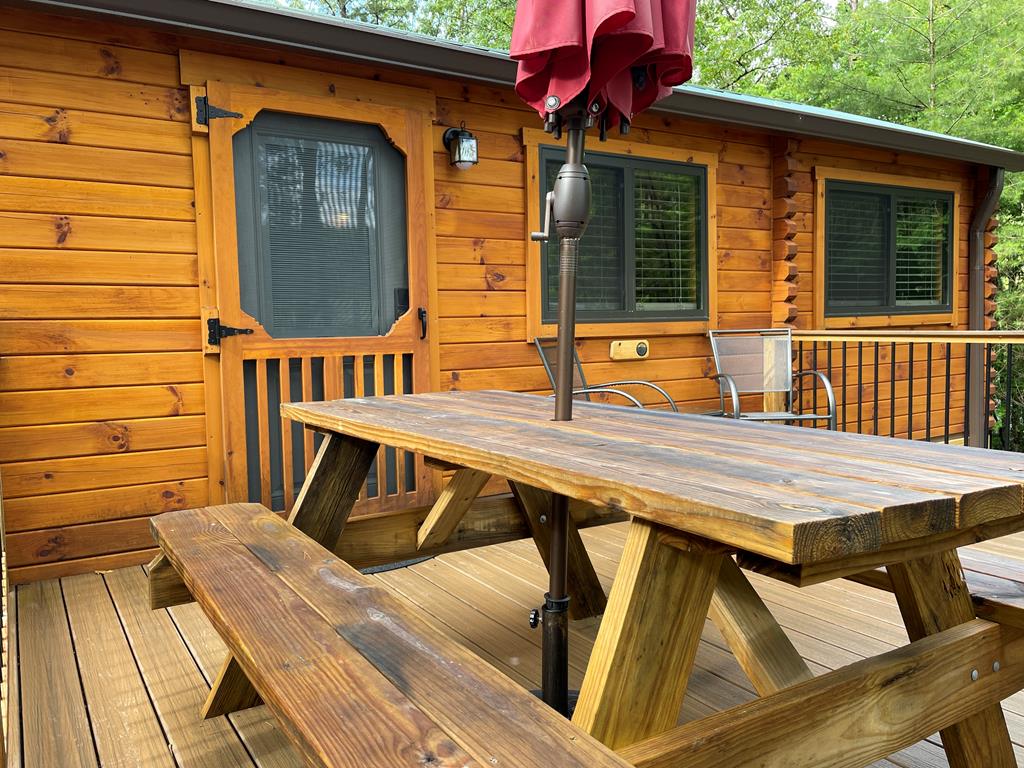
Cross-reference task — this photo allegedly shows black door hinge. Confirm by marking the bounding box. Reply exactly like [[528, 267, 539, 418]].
[[195, 96, 243, 126], [207, 318, 253, 346]]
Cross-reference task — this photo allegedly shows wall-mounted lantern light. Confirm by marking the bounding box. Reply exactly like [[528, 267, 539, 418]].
[[442, 122, 478, 170]]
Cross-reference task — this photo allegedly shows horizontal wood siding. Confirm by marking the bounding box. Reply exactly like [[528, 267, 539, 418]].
[[0, 17, 204, 583], [0, 5, 988, 581], [789, 140, 975, 438], [435, 95, 772, 413]]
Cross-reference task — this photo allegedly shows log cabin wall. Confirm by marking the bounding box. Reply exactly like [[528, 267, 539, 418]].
[[0, 8, 206, 584], [788, 139, 977, 439], [0, 4, 988, 581]]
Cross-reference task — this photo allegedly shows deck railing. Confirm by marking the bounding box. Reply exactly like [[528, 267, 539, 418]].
[[790, 330, 1024, 451]]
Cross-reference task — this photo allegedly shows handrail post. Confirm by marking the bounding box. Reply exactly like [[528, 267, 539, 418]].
[[966, 342, 986, 448]]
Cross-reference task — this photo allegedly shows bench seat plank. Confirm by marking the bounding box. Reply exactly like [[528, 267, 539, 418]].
[[846, 547, 1024, 630], [152, 504, 479, 768], [152, 503, 629, 768]]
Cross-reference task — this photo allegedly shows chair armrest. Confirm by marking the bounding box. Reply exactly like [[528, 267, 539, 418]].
[[546, 387, 645, 409], [598, 380, 679, 412], [709, 373, 741, 418], [793, 370, 838, 429]]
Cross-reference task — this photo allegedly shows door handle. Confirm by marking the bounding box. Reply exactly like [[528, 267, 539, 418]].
[[418, 307, 428, 340]]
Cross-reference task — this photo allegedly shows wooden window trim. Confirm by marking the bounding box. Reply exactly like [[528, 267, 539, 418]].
[[813, 166, 961, 330], [523, 128, 718, 340]]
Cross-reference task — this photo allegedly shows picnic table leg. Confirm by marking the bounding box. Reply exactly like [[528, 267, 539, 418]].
[[203, 432, 379, 719], [509, 481, 607, 620], [572, 518, 725, 750], [709, 557, 813, 695], [888, 549, 1017, 768]]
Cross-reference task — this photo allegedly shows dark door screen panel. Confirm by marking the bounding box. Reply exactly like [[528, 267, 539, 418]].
[[234, 112, 408, 339]]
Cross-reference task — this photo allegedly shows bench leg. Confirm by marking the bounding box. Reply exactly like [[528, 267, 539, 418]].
[[147, 552, 192, 610], [889, 549, 1017, 768], [572, 518, 725, 749], [205, 433, 379, 719], [709, 557, 812, 695], [202, 655, 262, 719], [509, 482, 607, 620]]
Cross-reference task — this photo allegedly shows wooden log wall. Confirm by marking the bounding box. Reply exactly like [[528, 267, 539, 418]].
[[0, 9, 204, 583], [771, 138, 800, 328], [788, 139, 978, 438], [0, 4, 996, 580]]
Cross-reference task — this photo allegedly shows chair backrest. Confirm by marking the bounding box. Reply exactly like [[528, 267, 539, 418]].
[[708, 328, 793, 394], [533, 337, 588, 397]]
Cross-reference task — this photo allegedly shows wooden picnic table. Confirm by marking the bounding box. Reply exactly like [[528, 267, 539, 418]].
[[266, 389, 1024, 767]]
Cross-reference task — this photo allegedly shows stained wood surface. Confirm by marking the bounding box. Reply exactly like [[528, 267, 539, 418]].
[[619, 619, 1024, 768], [283, 391, 1024, 565], [152, 503, 629, 768], [18, 580, 98, 767], [417, 468, 492, 550], [573, 520, 725, 749], [849, 548, 1024, 630], [889, 552, 1017, 766], [709, 557, 813, 695], [13, 523, 1024, 767]]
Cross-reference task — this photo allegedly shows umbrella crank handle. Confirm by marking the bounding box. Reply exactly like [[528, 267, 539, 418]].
[[531, 191, 555, 242]]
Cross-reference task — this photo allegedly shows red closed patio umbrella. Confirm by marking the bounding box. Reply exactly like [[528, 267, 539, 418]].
[[510, 0, 697, 716]]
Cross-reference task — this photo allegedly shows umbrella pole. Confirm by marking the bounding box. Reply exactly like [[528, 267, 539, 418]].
[[543, 120, 589, 717]]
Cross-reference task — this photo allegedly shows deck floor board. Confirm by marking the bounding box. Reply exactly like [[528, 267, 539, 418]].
[[13, 522, 1024, 768]]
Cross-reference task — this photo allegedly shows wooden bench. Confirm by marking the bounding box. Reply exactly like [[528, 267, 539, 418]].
[[151, 502, 629, 768], [847, 546, 1024, 630]]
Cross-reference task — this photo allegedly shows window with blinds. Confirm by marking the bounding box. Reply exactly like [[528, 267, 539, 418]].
[[540, 147, 707, 322], [824, 180, 953, 317], [234, 112, 408, 338]]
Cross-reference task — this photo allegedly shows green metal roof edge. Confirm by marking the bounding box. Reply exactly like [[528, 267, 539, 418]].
[[11, 0, 1024, 171]]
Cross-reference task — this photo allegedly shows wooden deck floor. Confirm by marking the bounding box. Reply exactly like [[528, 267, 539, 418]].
[[8, 522, 1024, 768]]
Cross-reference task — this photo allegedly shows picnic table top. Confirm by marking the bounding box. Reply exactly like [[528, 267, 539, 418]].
[[282, 390, 1024, 566]]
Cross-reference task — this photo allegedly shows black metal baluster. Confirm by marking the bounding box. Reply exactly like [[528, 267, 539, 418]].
[[812, 344, 819, 416], [873, 343, 880, 436], [944, 343, 952, 444], [797, 340, 804, 415], [907, 344, 914, 440], [827, 343, 833, 431], [890, 342, 897, 437], [985, 343, 993, 448], [841, 341, 847, 432], [925, 344, 933, 442], [1006, 345, 1015, 449]]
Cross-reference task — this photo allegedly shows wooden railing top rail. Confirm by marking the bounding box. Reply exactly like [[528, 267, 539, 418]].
[[793, 329, 1024, 345]]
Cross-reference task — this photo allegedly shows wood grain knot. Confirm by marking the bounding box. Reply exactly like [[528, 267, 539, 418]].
[[54, 216, 72, 245], [37, 535, 66, 559], [99, 48, 122, 77]]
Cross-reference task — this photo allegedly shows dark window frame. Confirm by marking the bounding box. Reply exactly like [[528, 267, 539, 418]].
[[824, 179, 954, 318], [539, 146, 709, 324]]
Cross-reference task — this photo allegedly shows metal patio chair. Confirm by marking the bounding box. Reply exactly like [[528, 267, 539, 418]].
[[533, 337, 678, 411], [708, 328, 837, 429]]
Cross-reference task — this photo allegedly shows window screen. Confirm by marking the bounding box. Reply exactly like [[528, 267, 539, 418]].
[[540, 147, 707, 323], [234, 112, 408, 338], [824, 180, 952, 317]]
